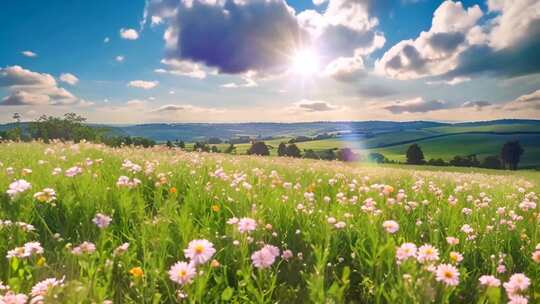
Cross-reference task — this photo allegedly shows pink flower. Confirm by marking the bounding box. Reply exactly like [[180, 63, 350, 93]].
[[71, 241, 96, 255], [281, 249, 293, 261], [503, 273, 530, 298], [65, 166, 82, 177], [0, 292, 28, 304], [479, 275, 501, 287], [251, 245, 280, 269], [31, 277, 64, 297], [238, 217, 257, 233], [6, 242, 43, 259], [184, 239, 216, 265], [6, 179, 32, 199], [114, 243, 130, 256], [382, 220, 399, 234], [508, 295, 529, 304], [168, 261, 196, 285], [417, 244, 439, 264], [446, 237, 459, 245], [396, 243, 417, 263], [435, 264, 460, 286], [92, 213, 112, 229]]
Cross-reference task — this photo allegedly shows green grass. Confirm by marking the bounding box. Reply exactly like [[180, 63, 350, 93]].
[[1, 142, 540, 303], [427, 124, 540, 133], [367, 133, 540, 167]]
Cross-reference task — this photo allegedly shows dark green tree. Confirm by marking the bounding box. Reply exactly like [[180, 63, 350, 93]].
[[500, 141, 524, 170], [224, 143, 236, 154], [481, 156, 502, 169], [277, 142, 287, 157], [406, 144, 425, 165], [247, 141, 270, 156], [286, 144, 302, 158]]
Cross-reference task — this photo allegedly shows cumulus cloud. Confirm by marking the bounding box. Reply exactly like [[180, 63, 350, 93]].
[[375, 1, 482, 80], [461, 100, 493, 110], [59, 73, 79, 85], [357, 84, 397, 98], [1, 91, 50, 106], [0, 66, 78, 106], [221, 71, 258, 88], [292, 99, 340, 112], [152, 104, 224, 115], [503, 89, 540, 111], [323, 50, 365, 81], [144, 0, 384, 76], [155, 58, 207, 79], [127, 80, 159, 89], [119, 28, 139, 40], [383, 97, 449, 114], [376, 0, 540, 80], [21, 50, 37, 58]]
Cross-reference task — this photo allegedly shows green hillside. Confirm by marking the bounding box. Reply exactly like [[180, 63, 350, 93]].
[[367, 133, 540, 168]]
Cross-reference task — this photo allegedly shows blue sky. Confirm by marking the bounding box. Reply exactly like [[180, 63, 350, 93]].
[[0, 0, 538, 123]]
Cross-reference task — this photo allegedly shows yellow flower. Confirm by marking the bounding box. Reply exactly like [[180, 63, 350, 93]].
[[169, 187, 177, 194], [37, 257, 47, 267], [129, 267, 144, 278], [211, 205, 220, 212]]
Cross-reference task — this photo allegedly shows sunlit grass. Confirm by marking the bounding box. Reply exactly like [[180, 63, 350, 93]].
[[0, 142, 539, 303]]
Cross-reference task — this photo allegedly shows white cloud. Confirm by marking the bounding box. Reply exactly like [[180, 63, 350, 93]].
[[1, 91, 50, 106], [127, 80, 159, 89], [323, 49, 365, 81], [291, 99, 341, 112], [21, 51, 37, 58], [503, 89, 540, 111], [488, 0, 540, 49], [383, 97, 450, 114], [119, 28, 139, 40], [376, 0, 540, 80], [104, 37, 110, 43], [155, 59, 207, 79], [59, 73, 79, 85], [375, 1, 482, 80], [115, 55, 125, 62], [0, 65, 79, 106], [221, 71, 258, 88]]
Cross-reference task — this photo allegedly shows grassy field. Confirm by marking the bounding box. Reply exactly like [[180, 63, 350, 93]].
[[1, 142, 540, 303], [367, 133, 540, 167]]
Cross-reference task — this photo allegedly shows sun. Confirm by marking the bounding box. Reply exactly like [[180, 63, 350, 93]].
[[290, 49, 320, 77]]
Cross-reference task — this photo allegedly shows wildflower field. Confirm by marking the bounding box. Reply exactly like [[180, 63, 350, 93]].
[[1, 142, 540, 303]]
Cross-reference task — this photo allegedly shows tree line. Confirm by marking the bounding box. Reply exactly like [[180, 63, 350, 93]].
[[0, 113, 156, 148], [404, 142, 524, 170]]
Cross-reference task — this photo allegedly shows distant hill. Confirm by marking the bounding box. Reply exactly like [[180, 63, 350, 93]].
[[1, 119, 538, 143]]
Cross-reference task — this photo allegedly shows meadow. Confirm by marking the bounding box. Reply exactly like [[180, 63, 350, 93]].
[[1, 141, 540, 303]]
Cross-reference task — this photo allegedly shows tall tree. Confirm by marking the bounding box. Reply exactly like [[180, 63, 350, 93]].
[[406, 144, 425, 164], [286, 144, 302, 158], [500, 141, 524, 170], [277, 142, 287, 157], [247, 141, 270, 156]]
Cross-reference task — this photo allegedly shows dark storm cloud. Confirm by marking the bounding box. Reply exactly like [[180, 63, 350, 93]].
[[160, 0, 305, 74]]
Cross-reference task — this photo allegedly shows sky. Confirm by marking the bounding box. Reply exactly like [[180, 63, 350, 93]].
[[0, 0, 539, 123]]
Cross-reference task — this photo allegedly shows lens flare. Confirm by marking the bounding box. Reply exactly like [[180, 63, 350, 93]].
[[291, 49, 320, 77]]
